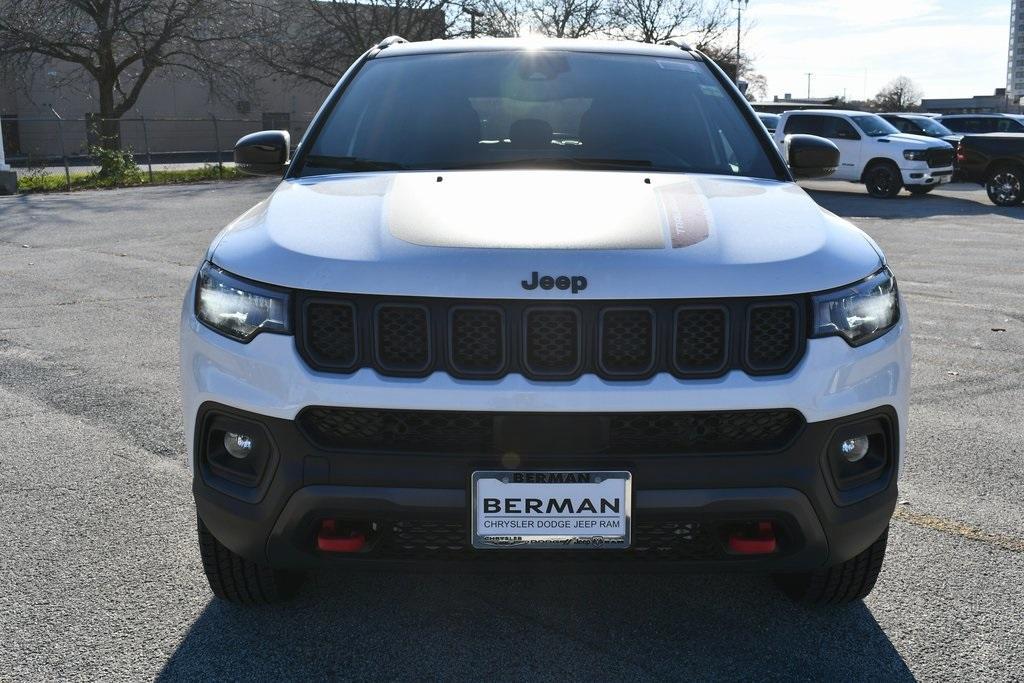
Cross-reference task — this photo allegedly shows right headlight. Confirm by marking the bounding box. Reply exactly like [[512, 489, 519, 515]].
[[195, 262, 291, 342], [812, 268, 899, 346]]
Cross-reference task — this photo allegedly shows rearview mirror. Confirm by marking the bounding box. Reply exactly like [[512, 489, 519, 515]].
[[785, 134, 839, 179], [234, 130, 290, 176]]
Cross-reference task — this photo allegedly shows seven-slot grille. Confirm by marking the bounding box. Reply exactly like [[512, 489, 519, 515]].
[[298, 294, 805, 381]]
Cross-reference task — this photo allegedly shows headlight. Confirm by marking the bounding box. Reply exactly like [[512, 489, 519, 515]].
[[195, 262, 290, 342], [903, 150, 928, 161], [812, 268, 899, 346]]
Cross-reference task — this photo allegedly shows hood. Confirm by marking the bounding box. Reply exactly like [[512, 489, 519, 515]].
[[208, 170, 882, 299], [886, 133, 952, 148]]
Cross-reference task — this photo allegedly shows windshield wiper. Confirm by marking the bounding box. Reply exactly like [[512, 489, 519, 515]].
[[447, 157, 654, 170], [302, 155, 408, 172]]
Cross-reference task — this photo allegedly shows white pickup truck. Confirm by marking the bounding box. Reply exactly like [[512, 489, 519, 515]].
[[774, 110, 955, 197]]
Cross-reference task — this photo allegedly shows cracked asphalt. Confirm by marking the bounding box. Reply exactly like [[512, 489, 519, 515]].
[[1, 178, 1022, 681]]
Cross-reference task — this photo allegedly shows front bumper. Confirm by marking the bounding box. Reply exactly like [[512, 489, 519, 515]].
[[901, 166, 954, 186], [182, 280, 910, 572]]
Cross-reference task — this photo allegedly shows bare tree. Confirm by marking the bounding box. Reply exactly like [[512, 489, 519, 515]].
[[872, 76, 923, 112], [475, 0, 529, 37], [531, 0, 605, 38], [0, 0, 248, 147], [241, 0, 452, 89], [608, 0, 728, 46]]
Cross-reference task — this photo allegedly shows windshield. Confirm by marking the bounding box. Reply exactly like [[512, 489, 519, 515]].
[[912, 117, 954, 136], [851, 114, 901, 137], [300, 51, 781, 180], [758, 114, 780, 128]]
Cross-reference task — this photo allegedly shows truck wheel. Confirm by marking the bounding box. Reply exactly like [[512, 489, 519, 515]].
[[864, 163, 903, 198], [773, 527, 889, 605], [197, 517, 303, 604], [907, 185, 935, 196], [986, 165, 1024, 206]]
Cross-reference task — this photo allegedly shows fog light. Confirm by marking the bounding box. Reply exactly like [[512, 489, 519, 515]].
[[839, 436, 870, 463], [224, 431, 254, 459]]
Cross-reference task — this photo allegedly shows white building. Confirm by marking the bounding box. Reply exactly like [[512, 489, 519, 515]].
[[1009, 0, 1024, 100]]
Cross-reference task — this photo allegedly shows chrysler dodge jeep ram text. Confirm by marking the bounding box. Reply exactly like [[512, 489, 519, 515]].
[[181, 37, 909, 605]]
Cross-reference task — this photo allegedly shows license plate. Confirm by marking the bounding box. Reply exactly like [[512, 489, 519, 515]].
[[472, 471, 631, 549]]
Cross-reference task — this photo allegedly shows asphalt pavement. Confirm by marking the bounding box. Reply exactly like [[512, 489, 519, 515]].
[[1, 178, 1022, 681]]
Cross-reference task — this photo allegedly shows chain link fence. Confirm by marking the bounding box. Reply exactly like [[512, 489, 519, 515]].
[[3, 116, 312, 188]]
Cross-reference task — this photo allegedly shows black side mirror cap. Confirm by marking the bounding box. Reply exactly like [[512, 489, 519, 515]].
[[234, 130, 290, 176], [785, 134, 840, 179]]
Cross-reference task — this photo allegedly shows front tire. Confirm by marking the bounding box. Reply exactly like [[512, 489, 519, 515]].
[[774, 527, 889, 605], [197, 517, 303, 604], [907, 185, 935, 196], [986, 165, 1024, 206], [864, 163, 903, 198]]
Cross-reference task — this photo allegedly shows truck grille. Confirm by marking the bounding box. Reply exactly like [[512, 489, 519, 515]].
[[926, 147, 955, 168], [297, 294, 806, 380], [298, 407, 804, 455]]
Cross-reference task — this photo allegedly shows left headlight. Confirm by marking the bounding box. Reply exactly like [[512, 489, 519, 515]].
[[903, 149, 928, 161], [195, 262, 291, 342], [812, 268, 899, 346]]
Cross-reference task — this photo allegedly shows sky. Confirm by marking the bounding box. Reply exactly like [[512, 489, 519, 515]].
[[741, 0, 1011, 101]]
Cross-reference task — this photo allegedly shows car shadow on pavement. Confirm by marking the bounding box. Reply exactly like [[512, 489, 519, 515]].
[[157, 572, 913, 680], [805, 187, 1024, 221]]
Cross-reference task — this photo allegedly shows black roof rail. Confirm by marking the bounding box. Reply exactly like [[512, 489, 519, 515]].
[[658, 38, 693, 51], [376, 35, 408, 50]]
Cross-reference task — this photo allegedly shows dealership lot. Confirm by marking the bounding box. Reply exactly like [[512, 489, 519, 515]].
[[1, 179, 1022, 680]]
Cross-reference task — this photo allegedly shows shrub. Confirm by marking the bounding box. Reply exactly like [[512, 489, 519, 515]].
[[88, 145, 143, 186]]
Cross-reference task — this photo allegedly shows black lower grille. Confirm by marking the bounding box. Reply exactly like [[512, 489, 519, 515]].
[[378, 519, 724, 561], [298, 407, 804, 455], [296, 294, 806, 381]]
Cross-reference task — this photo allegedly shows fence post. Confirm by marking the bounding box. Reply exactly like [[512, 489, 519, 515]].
[[140, 114, 154, 183], [211, 115, 223, 179], [55, 116, 71, 191]]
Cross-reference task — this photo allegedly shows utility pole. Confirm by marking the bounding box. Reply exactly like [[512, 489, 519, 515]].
[[806, 72, 813, 99], [464, 6, 483, 38], [734, 0, 749, 82]]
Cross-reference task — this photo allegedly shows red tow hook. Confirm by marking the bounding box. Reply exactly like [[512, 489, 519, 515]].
[[317, 519, 366, 553], [727, 521, 777, 555]]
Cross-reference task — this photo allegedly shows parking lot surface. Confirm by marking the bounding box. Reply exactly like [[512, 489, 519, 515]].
[[1, 179, 1022, 681]]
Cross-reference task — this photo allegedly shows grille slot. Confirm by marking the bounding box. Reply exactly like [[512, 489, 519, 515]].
[[524, 308, 581, 377], [375, 305, 431, 372], [449, 307, 505, 375], [305, 301, 357, 369], [674, 306, 728, 374], [600, 308, 655, 376], [746, 303, 800, 372], [296, 294, 806, 380], [299, 408, 804, 455]]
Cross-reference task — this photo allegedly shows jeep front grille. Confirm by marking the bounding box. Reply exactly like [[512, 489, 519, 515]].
[[297, 294, 805, 380], [298, 407, 804, 455]]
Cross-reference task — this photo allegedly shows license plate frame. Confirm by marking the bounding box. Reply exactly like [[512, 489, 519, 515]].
[[471, 470, 632, 550]]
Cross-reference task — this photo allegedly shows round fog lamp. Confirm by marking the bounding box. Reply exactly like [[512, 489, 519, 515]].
[[224, 431, 254, 459], [839, 436, 870, 463]]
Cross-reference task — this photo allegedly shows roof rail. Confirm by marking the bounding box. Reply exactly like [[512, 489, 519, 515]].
[[658, 38, 693, 51], [376, 35, 408, 50]]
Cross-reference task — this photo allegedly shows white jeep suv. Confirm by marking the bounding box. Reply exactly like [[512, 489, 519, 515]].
[[775, 109, 954, 197], [181, 38, 909, 605]]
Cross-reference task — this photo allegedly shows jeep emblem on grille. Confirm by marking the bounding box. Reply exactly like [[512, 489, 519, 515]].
[[521, 271, 588, 294]]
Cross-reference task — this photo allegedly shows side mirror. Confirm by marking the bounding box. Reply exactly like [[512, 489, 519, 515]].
[[234, 130, 290, 176], [785, 134, 840, 179]]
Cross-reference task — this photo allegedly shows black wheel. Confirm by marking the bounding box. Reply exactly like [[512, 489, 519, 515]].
[[197, 517, 303, 604], [774, 527, 889, 605], [907, 185, 935, 196], [864, 163, 903, 198], [986, 165, 1024, 206]]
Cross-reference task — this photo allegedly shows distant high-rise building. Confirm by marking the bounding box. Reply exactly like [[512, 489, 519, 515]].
[[1009, 0, 1024, 101]]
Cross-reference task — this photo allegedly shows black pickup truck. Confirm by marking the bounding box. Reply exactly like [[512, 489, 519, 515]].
[[956, 133, 1024, 206]]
